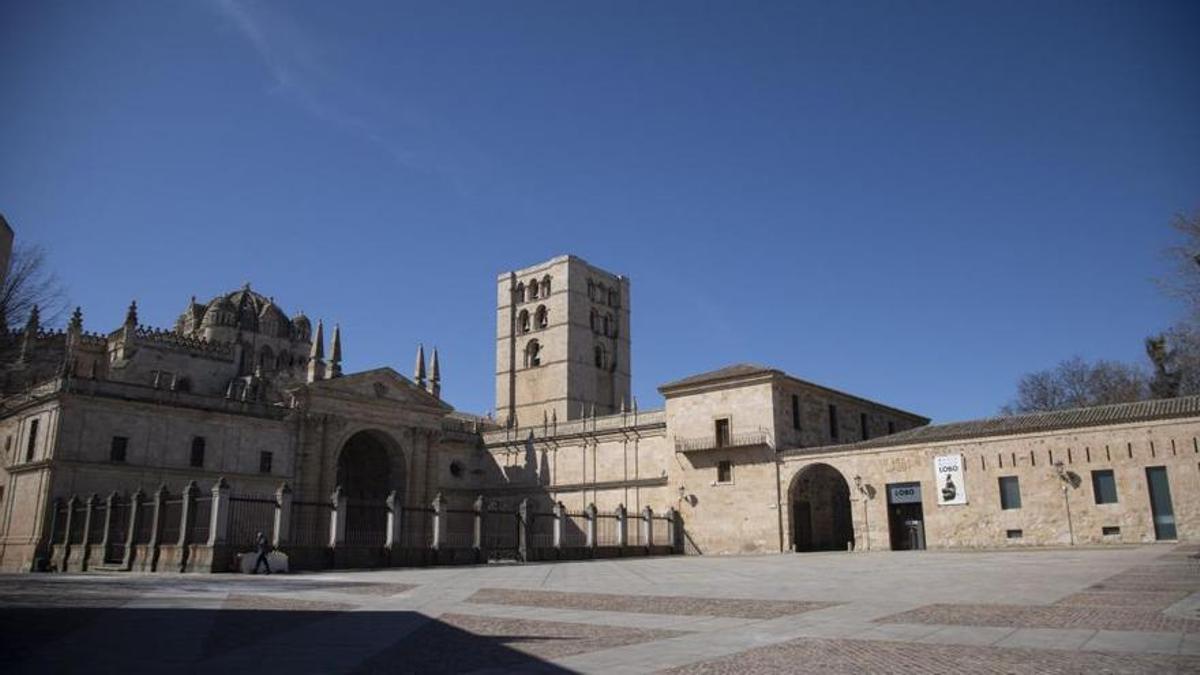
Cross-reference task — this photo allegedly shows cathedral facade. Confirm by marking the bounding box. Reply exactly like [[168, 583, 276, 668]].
[[2, 248, 1199, 572]]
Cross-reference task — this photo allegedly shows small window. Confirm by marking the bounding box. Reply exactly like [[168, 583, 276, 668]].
[[791, 395, 801, 431], [518, 309, 530, 333], [1091, 469, 1118, 504], [1102, 526, 1121, 536], [594, 343, 606, 369], [524, 340, 542, 368], [515, 282, 526, 303], [25, 419, 39, 461], [888, 421, 895, 435], [5, 435, 11, 452], [609, 289, 619, 307], [535, 305, 548, 329], [860, 412, 869, 440], [259, 451, 273, 474], [717, 460, 733, 484], [715, 419, 731, 448], [1006, 529, 1023, 539], [540, 276, 551, 298], [588, 281, 596, 300], [529, 280, 539, 300], [110, 436, 128, 463], [190, 437, 206, 468], [999, 476, 1021, 510], [828, 404, 839, 441]]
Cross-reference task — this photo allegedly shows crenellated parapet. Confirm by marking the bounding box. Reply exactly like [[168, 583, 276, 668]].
[[131, 325, 235, 358]]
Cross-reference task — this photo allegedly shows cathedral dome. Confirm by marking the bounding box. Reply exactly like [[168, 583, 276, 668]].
[[198, 285, 295, 337], [258, 299, 290, 338], [291, 312, 312, 342], [201, 295, 236, 327]]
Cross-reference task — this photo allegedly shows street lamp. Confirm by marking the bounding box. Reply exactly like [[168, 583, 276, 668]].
[[854, 475, 871, 551]]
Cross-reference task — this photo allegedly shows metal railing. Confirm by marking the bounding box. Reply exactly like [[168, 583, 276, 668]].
[[674, 428, 772, 453]]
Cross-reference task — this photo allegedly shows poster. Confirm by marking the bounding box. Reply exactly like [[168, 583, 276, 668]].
[[933, 454, 967, 505]]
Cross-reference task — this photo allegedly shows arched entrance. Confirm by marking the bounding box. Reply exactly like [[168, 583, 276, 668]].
[[789, 463, 854, 552], [336, 430, 405, 546]]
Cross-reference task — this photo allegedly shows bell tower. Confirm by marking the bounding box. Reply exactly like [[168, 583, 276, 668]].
[[495, 255, 631, 426]]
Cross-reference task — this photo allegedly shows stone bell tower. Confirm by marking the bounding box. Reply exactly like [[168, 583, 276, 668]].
[[495, 255, 631, 427]]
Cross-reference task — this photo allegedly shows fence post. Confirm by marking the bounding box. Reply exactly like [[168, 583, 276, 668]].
[[517, 497, 531, 562], [431, 492, 447, 551], [616, 503, 628, 548], [385, 490, 402, 550], [100, 491, 118, 562], [122, 488, 144, 570], [642, 506, 653, 551], [43, 497, 62, 570], [552, 501, 565, 553], [80, 494, 97, 571], [585, 503, 597, 551], [60, 495, 77, 572], [667, 507, 679, 553], [273, 482, 291, 549], [148, 484, 168, 571], [179, 481, 197, 548], [473, 494, 486, 559], [329, 486, 346, 548], [208, 478, 229, 546]]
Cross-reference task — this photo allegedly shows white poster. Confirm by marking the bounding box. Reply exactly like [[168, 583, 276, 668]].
[[933, 454, 967, 505]]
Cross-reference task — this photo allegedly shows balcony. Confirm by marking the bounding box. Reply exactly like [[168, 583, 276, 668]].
[[674, 428, 772, 453]]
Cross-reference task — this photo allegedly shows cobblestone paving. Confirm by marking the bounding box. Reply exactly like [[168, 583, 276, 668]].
[[466, 587, 838, 619], [658, 636, 1200, 674], [354, 612, 683, 674], [1054, 590, 1189, 610], [875, 602, 1200, 632], [323, 582, 416, 596]]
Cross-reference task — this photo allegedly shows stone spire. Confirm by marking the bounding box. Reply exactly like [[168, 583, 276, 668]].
[[328, 324, 342, 378], [124, 300, 138, 328], [68, 306, 83, 333], [306, 320, 326, 383], [25, 304, 40, 333], [414, 344, 427, 388], [20, 304, 39, 361], [428, 347, 440, 398]]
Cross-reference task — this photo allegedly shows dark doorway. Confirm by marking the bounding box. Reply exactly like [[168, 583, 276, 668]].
[[336, 430, 402, 547], [1145, 466, 1177, 541], [886, 482, 926, 550], [789, 464, 853, 551]]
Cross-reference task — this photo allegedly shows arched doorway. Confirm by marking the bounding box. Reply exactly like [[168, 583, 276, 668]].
[[789, 463, 854, 552], [336, 430, 405, 546]]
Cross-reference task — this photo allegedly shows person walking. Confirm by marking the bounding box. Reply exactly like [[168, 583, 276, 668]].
[[253, 530, 272, 575]]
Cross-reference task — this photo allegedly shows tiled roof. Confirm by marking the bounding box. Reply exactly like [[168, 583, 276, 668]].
[[658, 363, 776, 391], [787, 395, 1200, 454]]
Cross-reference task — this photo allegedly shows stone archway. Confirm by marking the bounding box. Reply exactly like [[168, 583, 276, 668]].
[[789, 463, 854, 552], [335, 429, 406, 546]]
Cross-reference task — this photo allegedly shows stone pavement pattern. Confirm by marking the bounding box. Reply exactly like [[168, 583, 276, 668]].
[[1, 544, 1199, 673]]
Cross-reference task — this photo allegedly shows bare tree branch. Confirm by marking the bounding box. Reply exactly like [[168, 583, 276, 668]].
[[1, 243, 67, 330]]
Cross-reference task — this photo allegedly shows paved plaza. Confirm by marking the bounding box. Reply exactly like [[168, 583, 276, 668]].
[[2, 545, 1199, 673]]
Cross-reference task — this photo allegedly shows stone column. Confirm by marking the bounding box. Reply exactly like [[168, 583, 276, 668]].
[[59, 495, 77, 572], [666, 507, 679, 553], [122, 488, 144, 570], [431, 492, 447, 551], [385, 490, 402, 550], [80, 494, 97, 571], [179, 481, 197, 548], [641, 505, 653, 550], [328, 486, 346, 548], [208, 478, 230, 546], [273, 482, 292, 549], [616, 503, 628, 548], [473, 495, 486, 555], [585, 503, 597, 550], [517, 497, 531, 562], [552, 501, 565, 552], [99, 491, 118, 563]]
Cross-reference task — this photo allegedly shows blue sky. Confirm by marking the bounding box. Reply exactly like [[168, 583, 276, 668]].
[[2, 1, 1198, 422]]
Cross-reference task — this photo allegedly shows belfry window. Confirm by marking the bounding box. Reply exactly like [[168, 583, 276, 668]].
[[518, 309, 530, 334], [594, 343, 606, 369], [529, 280, 539, 300], [535, 305, 548, 329], [540, 275, 551, 298], [524, 340, 542, 368], [515, 282, 526, 303]]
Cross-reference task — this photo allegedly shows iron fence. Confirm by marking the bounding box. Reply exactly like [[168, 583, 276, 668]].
[[289, 500, 331, 547], [595, 513, 620, 546], [484, 508, 519, 559], [399, 507, 434, 548], [227, 494, 276, 549], [133, 500, 156, 544], [344, 499, 387, 547], [106, 497, 130, 563], [628, 515, 644, 546], [442, 508, 476, 548], [159, 497, 184, 544], [190, 495, 212, 544], [527, 511, 556, 549], [69, 502, 87, 545], [88, 503, 108, 545], [49, 501, 68, 544], [563, 512, 589, 547], [651, 516, 673, 547]]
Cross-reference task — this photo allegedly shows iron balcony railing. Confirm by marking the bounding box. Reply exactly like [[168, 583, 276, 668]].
[[674, 428, 772, 453]]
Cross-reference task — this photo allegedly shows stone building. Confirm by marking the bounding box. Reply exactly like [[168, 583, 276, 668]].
[[1, 246, 1198, 572]]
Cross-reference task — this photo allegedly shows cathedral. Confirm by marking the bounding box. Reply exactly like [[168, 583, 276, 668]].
[[2, 232, 1199, 572]]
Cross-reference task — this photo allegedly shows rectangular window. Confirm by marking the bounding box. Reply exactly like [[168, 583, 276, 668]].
[[1091, 469, 1118, 504], [999, 476, 1021, 510], [110, 436, 128, 463], [25, 419, 40, 462], [717, 460, 733, 484], [714, 419, 731, 448], [828, 404, 839, 441], [860, 413, 869, 440], [791, 395, 801, 431], [259, 451, 273, 474], [1006, 529, 1023, 539], [190, 437, 206, 468], [1102, 526, 1121, 536], [888, 421, 895, 435]]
